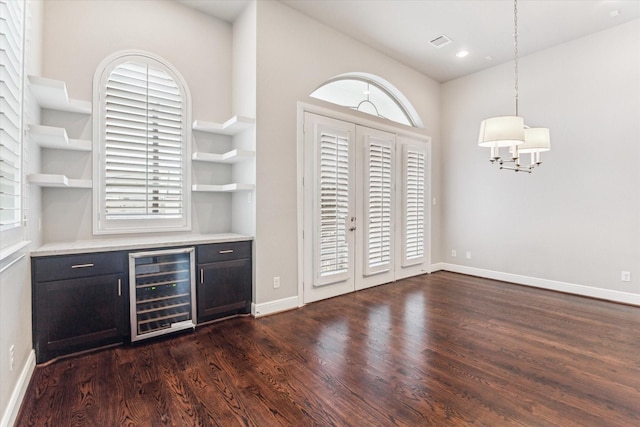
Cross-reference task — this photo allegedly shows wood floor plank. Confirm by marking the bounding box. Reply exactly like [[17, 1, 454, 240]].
[[16, 272, 640, 426]]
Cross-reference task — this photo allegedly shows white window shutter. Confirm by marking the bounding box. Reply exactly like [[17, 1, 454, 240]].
[[0, 0, 24, 235], [104, 62, 184, 220], [364, 137, 394, 276], [401, 142, 426, 266], [315, 126, 353, 285]]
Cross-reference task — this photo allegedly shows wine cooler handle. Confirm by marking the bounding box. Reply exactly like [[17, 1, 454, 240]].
[[117, 278, 121, 296], [219, 249, 234, 254], [200, 268, 204, 283], [71, 263, 94, 269]]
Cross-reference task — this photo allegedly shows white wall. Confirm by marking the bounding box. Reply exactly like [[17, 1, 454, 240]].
[[40, 0, 234, 243], [231, 1, 257, 238], [0, 2, 43, 425], [441, 19, 640, 301], [254, 1, 441, 306]]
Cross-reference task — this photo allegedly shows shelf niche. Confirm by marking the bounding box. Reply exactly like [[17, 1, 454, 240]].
[[27, 174, 92, 189], [29, 75, 92, 114], [191, 115, 255, 195], [192, 149, 254, 164], [192, 116, 254, 136], [29, 125, 92, 151], [191, 183, 254, 193]]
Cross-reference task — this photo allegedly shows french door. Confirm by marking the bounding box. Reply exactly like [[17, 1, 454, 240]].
[[303, 112, 429, 304]]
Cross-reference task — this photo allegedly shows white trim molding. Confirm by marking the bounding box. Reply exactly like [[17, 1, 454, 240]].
[[1, 350, 35, 427], [252, 296, 299, 317], [439, 263, 640, 306]]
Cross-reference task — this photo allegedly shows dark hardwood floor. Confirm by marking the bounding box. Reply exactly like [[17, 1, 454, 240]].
[[16, 272, 640, 426]]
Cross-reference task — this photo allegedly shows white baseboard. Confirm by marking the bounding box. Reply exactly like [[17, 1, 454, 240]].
[[253, 296, 299, 317], [430, 262, 446, 272], [1, 349, 35, 427], [439, 263, 640, 306]]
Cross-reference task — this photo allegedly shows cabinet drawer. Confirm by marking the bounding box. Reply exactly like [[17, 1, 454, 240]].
[[197, 241, 251, 263], [33, 251, 125, 282]]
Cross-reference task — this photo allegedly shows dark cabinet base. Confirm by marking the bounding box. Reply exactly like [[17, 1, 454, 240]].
[[197, 242, 252, 324], [32, 252, 127, 364], [32, 240, 253, 364]]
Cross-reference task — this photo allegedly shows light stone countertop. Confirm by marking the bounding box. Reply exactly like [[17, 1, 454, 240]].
[[31, 233, 253, 257]]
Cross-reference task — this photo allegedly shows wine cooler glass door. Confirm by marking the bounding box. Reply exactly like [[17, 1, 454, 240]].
[[129, 247, 196, 341]]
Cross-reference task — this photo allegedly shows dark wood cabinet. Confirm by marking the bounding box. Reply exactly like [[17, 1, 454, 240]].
[[31, 238, 252, 363], [32, 252, 127, 363], [196, 241, 252, 323]]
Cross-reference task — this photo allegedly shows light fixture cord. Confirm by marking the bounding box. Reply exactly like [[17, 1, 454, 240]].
[[514, 0, 519, 116]]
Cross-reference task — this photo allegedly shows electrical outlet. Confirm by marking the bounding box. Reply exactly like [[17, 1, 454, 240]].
[[9, 345, 15, 372], [451, 249, 457, 258], [466, 251, 472, 260], [621, 271, 631, 282], [273, 276, 281, 288]]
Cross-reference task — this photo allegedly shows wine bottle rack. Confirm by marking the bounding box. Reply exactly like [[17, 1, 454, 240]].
[[129, 247, 196, 341]]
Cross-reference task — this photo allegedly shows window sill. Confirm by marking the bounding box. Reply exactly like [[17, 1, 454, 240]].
[[0, 240, 32, 274]]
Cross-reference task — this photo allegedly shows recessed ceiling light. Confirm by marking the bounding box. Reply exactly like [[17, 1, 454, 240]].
[[610, 9, 620, 18], [456, 50, 470, 58], [485, 55, 494, 61]]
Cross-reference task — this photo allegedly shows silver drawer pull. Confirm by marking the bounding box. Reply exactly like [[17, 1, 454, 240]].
[[218, 249, 234, 254], [71, 263, 94, 269]]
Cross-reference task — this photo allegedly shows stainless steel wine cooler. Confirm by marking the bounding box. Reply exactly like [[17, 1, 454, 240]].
[[129, 247, 196, 342]]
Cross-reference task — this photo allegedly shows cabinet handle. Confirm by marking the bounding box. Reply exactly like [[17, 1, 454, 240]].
[[218, 249, 234, 254], [200, 268, 204, 284], [117, 279, 122, 296], [71, 263, 94, 269]]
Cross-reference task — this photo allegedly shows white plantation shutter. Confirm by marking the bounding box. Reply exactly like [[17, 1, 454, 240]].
[[317, 129, 351, 283], [105, 62, 183, 219], [95, 52, 191, 234], [402, 143, 426, 266], [0, 0, 24, 236], [364, 138, 393, 275]]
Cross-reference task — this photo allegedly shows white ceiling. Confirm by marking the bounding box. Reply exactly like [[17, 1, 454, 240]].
[[180, 0, 640, 82]]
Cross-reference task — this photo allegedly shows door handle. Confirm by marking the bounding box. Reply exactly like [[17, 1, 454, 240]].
[[349, 226, 356, 231], [117, 279, 121, 296]]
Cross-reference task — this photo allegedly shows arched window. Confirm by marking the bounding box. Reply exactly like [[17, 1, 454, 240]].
[[93, 51, 192, 234], [309, 72, 423, 128]]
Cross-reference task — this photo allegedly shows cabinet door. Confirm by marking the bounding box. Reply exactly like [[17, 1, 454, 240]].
[[197, 258, 251, 323], [34, 273, 126, 363]]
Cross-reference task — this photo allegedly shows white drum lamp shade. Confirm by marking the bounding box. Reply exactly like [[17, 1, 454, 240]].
[[478, 116, 525, 148], [519, 127, 551, 153]]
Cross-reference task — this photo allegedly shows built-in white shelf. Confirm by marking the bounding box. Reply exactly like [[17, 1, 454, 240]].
[[28, 174, 92, 188], [192, 116, 254, 136], [29, 125, 92, 151], [192, 149, 254, 164], [192, 183, 255, 193], [28, 75, 92, 114]]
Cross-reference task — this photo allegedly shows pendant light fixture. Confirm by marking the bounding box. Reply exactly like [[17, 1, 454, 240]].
[[478, 0, 550, 173]]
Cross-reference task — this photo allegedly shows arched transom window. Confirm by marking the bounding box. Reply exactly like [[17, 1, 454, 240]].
[[310, 73, 423, 128]]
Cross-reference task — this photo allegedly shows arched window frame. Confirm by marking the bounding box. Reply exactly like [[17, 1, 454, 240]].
[[309, 72, 424, 129], [93, 50, 192, 235]]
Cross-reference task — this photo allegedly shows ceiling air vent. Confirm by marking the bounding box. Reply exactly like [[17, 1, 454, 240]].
[[429, 34, 453, 49]]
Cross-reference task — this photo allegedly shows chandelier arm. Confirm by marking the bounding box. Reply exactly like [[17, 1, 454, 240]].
[[500, 166, 532, 173]]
